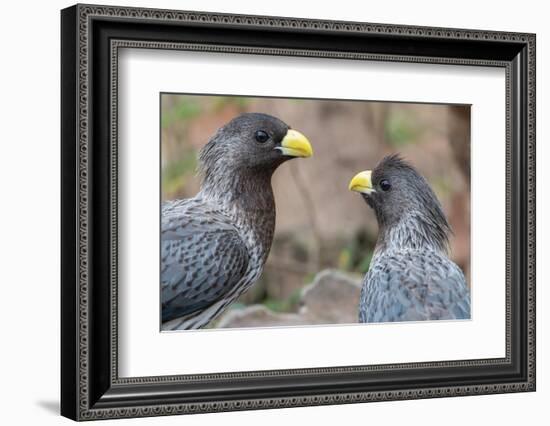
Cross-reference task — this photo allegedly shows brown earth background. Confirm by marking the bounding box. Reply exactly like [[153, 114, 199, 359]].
[[161, 94, 470, 328]]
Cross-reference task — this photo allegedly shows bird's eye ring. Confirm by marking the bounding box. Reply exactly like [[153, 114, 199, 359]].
[[255, 130, 270, 143], [380, 179, 392, 191]]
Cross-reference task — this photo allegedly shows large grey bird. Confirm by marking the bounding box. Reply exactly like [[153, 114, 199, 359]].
[[348, 155, 470, 323], [161, 113, 313, 330]]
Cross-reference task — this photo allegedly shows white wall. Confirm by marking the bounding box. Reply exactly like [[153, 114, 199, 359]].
[[0, 0, 546, 424]]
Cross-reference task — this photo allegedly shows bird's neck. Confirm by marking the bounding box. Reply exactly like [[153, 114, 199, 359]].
[[201, 167, 275, 208], [200, 170, 276, 259], [376, 212, 449, 255]]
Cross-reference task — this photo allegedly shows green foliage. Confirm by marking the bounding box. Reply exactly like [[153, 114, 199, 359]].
[[288, 287, 303, 307], [212, 96, 250, 111], [337, 248, 352, 270], [161, 98, 202, 129], [303, 271, 316, 285], [385, 110, 421, 147], [338, 229, 376, 274], [161, 151, 197, 197], [228, 302, 247, 310], [431, 175, 453, 198], [262, 299, 287, 313], [357, 252, 373, 274], [263, 287, 303, 313], [339, 248, 373, 274]]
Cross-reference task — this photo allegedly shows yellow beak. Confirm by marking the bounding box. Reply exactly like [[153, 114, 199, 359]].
[[349, 170, 375, 194], [278, 129, 313, 158]]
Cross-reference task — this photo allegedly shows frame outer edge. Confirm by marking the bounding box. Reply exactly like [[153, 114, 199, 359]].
[[527, 33, 535, 391], [61, 4, 80, 422], [65, 4, 536, 420]]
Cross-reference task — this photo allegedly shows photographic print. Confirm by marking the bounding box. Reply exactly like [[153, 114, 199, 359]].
[[160, 94, 471, 331]]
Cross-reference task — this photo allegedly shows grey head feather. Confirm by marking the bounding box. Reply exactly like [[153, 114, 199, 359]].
[[365, 154, 451, 253], [198, 113, 290, 202]]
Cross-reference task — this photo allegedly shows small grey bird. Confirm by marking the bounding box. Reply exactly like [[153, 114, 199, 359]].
[[161, 113, 313, 330], [348, 155, 470, 323]]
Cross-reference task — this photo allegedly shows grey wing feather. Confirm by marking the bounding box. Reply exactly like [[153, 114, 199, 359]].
[[161, 199, 249, 323], [360, 250, 470, 323]]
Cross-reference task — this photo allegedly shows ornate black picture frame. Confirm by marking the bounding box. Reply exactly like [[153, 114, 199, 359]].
[[61, 3, 536, 421]]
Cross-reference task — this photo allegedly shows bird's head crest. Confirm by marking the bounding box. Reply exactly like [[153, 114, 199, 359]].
[[197, 113, 312, 200], [350, 154, 451, 252]]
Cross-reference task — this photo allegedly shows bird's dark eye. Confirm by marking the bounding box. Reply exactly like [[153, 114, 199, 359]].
[[255, 130, 270, 143], [380, 179, 392, 191]]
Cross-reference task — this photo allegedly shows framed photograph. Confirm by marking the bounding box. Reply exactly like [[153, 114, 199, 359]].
[[61, 4, 536, 421]]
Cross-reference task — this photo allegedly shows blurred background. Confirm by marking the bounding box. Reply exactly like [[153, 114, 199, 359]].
[[161, 94, 470, 328]]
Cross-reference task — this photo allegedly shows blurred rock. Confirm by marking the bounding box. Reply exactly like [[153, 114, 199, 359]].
[[300, 269, 362, 324], [217, 269, 362, 328], [217, 306, 309, 328]]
